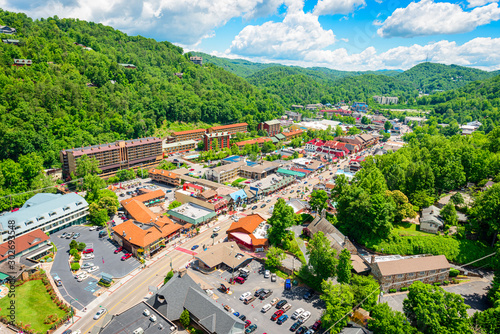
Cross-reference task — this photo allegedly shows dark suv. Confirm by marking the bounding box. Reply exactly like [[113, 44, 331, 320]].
[[259, 289, 273, 300], [254, 288, 265, 297], [304, 289, 314, 300], [276, 300, 288, 309]]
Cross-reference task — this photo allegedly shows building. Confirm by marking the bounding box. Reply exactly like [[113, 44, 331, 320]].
[[0, 193, 88, 242], [203, 132, 231, 151], [206, 161, 245, 183], [258, 120, 281, 136], [404, 116, 426, 125], [291, 105, 304, 110], [373, 96, 399, 105], [370, 255, 450, 291], [282, 130, 304, 141], [349, 156, 366, 172], [163, 139, 197, 155], [167, 128, 206, 143], [147, 270, 245, 334], [285, 110, 302, 121], [304, 215, 356, 253], [207, 123, 248, 135], [234, 137, 273, 149], [285, 199, 310, 214], [118, 63, 137, 69], [352, 102, 368, 112], [112, 218, 182, 258], [0, 229, 51, 264], [226, 214, 269, 252], [320, 109, 353, 117], [419, 205, 444, 234], [305, 103, 323, 111], [276, 168, 306, 179], [149, 169, 180, 187], [239, 161, 280, 180], [247, 174, 295, 198], [167, 203, 216, 226], [2, 39, 19, 45], [121, 189, 166, 209], [195, 241, 252, 272], [190, 56, 203, 65], [0, 26, 16, 34], [175, 185, 229, 214], [13, 59, 32, 66], [60, 137, 163, 179], [319, 140, 351, 157]]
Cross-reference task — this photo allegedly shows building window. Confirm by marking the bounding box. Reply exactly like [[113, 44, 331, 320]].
[[430, 270, 436, 274], [397, 274, 403, 278], [408, 272, 415, 277], [419, 271, 425, 275]]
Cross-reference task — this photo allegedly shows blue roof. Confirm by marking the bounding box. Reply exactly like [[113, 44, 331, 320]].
[[246, 161, 257, 167], [230, 189, 247, 201], [0, 193, 88, 235], [223, 155, 243, 163]]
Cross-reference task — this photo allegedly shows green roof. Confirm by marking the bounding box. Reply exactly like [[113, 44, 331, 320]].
[[275, 134, 286, 140], [277, 168, 306, 178], [0, 272, 10, 280]]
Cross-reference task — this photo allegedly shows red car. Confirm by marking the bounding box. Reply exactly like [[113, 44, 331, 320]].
[[271, 310, 284, 321], [245, 320, 251, 328], [114, 246, 123, 254], [83, 248, 94, 254], [312, 320, 322, 330], [121, 253, 132, 261]]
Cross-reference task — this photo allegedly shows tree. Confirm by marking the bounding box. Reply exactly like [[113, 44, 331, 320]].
[[472, 306, 500, 334], [267, 198, 295, 246], [197, 141, 205, 150], [335, 125, 343, 137], [450, 192, 464, 205], [368, 303, 417, 334], [76, 155, 101, 177], [88, 202, 109, 225], [337, 249, 352, 284], [320, 281, 354, 334], [309, 189, 328, 214], [164, 270, 174, 285], [307, 231, 338, 283], [168, 200, 182, 210], [265, 246, 286, 268], [231, 144, 239, 155], [69, 248, 78, 257], [403, 281, 472, 334], [180, 309, 190, 328], [347, 127, 361, 135], [98, 196, 118, 215], [384, 121, 393, 131], [440, 202, 458, 227], [361, 116, 371, 124], [471, 183, 500, 244], [69, 240, 78, 249], [386, 190, 416, 223], [82, 174, 106, 202]]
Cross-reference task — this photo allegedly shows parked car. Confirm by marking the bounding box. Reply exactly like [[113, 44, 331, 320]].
[[213, 226, 221, 232], [270, 297, 280, 306], [264, 270, 270, 278], [303, 289, 314, 300], [296, 326, 308, 334], [211, 232, 218, 238], [312, 320, 322, 330], [62, 330, 72, 334], [239, 272, 249, 280], [86, 266, 99, 273], [233, 311, 240, 317], [259, 289, 272, 300], [261, 304, 272, 313], [244, 320, 251, 328], [77, 273, 88, 282], [271, 273, 277, 282], [99, 230, 107, 238], [191, 245, 199, 250], [72, 233, 80, 239], [290, 321, 302, 332], [292, 308, 304, 320], [276, 300, 287, 309], [96, 226, 105, 231], [232, 276, 245, 284], [83, 248, 94, 254], [299, 311, 311, 322], [66, 232, 74, 239], [239, 314, 246, 321], [277, 314, 289, 325], [89, 226, 97, 231], [271, 310, 284, 321], [245, 324, 257, 333], [244, 296, 256, 305], [83, 254, 94, 260], [82, 262, 94, 269], [93, 308, 106, 320], [282, 303, 292, 312], [305, 329, 315, 334], [240, 292, 251, 301], [114, 246, 123, 254], [223, 305, 231, 312], [61, 232, 68, 238], [121, 253, 132, 261]]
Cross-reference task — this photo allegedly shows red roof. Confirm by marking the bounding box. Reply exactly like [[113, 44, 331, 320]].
[[291, 167, 312, 174], [283, 130, 304, 137], [173, 128, 206, 136], [235, 137, 272, 147], [0, 229, 49, 262], [210, 123, 248, 131]]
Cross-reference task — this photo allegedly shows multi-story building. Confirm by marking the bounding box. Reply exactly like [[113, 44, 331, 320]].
[[207, 123, 248, 135], [206, 161, 245, 183], [370, 255, 450, 292], [0, 193, 88, 242], [203, 132, 231, 151], [0, 229, 51, 263], [234, 137, 273, 149], [190, 56, 203, 65], [163, 139, 197, 155], [149, 169, 180, 187], [239, 161, 280, 180], [167, 128, 206, 143], [285, 110, 302, 121], [175, 185, 229, 214], [282, 129, 304, 141], [258, 120, 281, 136], [373, 96, 399, 105], [60, 137, 163, 179], [352, 102, 368, 112]]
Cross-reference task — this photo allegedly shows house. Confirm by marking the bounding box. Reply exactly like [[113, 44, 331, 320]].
[[190, 56, 203, 65], [285, 199, 310, 214], [483, 181, 495, 190], [285, 110, 302, 121], [2, 39, 19, 45], [13, 59, 32, 66], [305, 103, 323, 110], [373, 96, 398, 105], [0, 26, 16, 34], [370, 255, 450, 291], [226, 214, 269, 252], [0, 229, 51, 264], [420, 205, 444, 234], [291, 105, 304, 110], [147, 270, 245, 334], [196, 241, 252, 271], [118, 63, 137, 69], [304, 215, 356, 253], [258, 120, 281, 136]]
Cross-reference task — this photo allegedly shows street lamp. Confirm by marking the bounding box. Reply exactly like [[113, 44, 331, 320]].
[[165, 254, 173, 271]]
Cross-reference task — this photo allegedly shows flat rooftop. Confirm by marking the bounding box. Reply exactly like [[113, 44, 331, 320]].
[[170, 202, 214, 219]]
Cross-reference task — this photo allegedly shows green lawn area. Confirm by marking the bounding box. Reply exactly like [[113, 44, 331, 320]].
[[393, 222, 430, 237], [0, 280, 68, 333]]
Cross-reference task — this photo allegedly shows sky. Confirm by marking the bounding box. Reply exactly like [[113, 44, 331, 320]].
[[1, 0, 500, 71]]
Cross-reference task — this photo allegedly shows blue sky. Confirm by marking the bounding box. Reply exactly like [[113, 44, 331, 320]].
[[1, 0, 500, 70]]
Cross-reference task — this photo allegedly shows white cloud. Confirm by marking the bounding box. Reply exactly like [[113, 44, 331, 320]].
[[313, 0, 366, 15], [377, 0, 500, 38], [0, 0, 285, 46], [468, 0, 498, 8], [228, 1, 336, 58]]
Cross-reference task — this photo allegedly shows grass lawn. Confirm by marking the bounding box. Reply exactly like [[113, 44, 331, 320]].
[[393, 222, 430, 237], [0, 280, 68, 333]]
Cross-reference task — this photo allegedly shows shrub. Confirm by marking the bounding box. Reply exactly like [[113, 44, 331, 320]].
[[450, 268, 460, 277], [70, 263, 80, 271], [452, 278, 459, 284], [69, 249, 78, 257], [180, 309, 190, 328], [389, 289, 397, 293], [76, 242, 86, 251], [69, 240, 78, 249], [443, 281, 450, 285], [98, 280, 112, 287], [433, 282, 442, 286], [400, 287, 408, 291], [164, 270, 174, 285]]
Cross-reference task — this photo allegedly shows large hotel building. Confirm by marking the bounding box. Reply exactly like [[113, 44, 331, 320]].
[[60, 137, 163, 179]]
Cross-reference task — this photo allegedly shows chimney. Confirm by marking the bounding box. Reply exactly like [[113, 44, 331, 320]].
[[123, 231, 126, 237], [371, 255, 375, 264]]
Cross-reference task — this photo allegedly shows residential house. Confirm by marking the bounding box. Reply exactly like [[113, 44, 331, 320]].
[[2, 39, 19, 45], [226, 214, 269, 252], [190, 56, 203, 65], [118, 63, 137, 69], [370, 255, 450, 291], [13, 59, 31, 66], [304, 215, 356, 253], [419, 205, 444, 234], [0, 26, 16, 34]]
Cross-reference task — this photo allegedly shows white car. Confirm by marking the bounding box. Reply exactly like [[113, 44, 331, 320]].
[[213, 226, 221, 232], [93, 308, 107, 320], [292, 308, 304, 319], [264, 270, 270, 278], [77, 273, 88, 282], [82, 262, 95, 269], [86, 266, 99, 273], [299, 311, 311, 322], [83, 254, 95, 260], [89, 226, 97, 231], [261, 304, 272, 313], [240, 292, 251, 301]]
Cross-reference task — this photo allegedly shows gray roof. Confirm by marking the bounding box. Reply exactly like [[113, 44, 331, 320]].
[[263, 120, 281, 126], [99, 302, 176, 334], [148, 272, 244, 334], [420, 205, 443, 227], [307, 216, 348, 251], [0, 193, 88, 235]]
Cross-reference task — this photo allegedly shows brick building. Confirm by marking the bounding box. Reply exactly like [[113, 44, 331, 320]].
[[234, 137, 273, 149], [167, 128, 206, 143], [207, 123, 248, 135], [149, 169, 180, 187], [203, 132, 231, 151], [163, 139, 197, 155], [258, 120, 281, 136]]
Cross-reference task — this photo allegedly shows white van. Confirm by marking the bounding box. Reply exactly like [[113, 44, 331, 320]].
[[239, 268, 250, 275]]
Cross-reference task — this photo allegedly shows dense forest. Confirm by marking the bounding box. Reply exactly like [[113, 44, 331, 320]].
[[0, 10, 284, 167]]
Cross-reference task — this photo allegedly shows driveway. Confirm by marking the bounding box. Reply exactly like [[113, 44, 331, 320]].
[[380, 279, 491, 316], [197, 260, 325, 334], [50, 225, 141, 310]]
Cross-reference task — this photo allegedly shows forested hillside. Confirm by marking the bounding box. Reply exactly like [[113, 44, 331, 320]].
[[0, 10, 283, 167], [397, 62, 497, 92]]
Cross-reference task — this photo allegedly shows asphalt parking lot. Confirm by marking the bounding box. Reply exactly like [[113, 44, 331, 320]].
[[50, 225, 141, 310], [196, 260, 325, 334]]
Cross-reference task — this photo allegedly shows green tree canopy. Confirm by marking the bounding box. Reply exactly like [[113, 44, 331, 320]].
[[309, 189, 329, 214], [267, 198, 295, 246], [265, 246, 286, 268], [307, 231, 338, 283], [336, 249, 352, 284], [368, 303, 417, 334]]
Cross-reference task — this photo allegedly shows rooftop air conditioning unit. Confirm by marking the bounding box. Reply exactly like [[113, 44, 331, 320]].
[[143, 309, 150, 316], [150, 315, 157, 322], [133, 328, 144, 334]]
